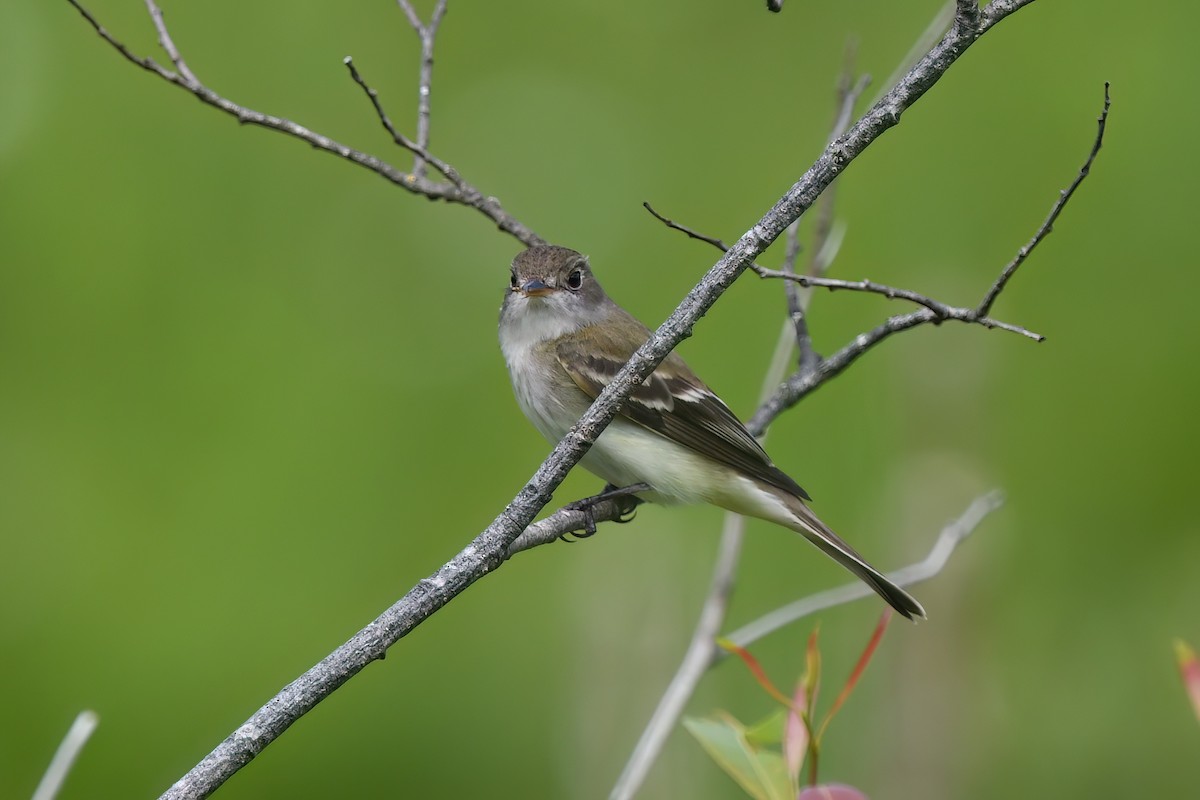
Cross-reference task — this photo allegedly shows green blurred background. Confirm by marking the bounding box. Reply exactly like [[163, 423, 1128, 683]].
[[3, 1, 1197, 798]]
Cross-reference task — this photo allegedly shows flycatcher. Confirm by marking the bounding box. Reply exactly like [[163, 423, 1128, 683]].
[[498, 244, 924, 620]]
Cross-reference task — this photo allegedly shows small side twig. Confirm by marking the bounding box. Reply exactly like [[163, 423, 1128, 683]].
[[609, 514, 745, 800], [785, 47, 868, 375], [396, 0, 449, 179], [506, 494, 641, 555], [641, 202, 735, 254], [145, 0, 197, 86], [32, 711, 100, 800], [646, 204, 1044, 342], [66, 0, 543, 247], [754, 271, 1044, 340], [342, 57, 462, 189], [978, 81, 1111, 316]]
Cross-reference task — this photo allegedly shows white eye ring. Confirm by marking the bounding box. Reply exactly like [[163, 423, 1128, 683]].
[[566, 269, 583, 290]]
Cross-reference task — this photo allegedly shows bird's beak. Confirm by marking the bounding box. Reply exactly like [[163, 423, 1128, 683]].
[[518, 278, 554, 297]]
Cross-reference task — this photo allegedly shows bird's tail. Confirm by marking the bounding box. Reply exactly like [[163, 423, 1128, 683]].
[[781, 496, 926, 620]]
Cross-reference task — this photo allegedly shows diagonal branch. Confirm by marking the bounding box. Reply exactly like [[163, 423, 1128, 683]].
[[65, 0, 544, 247]]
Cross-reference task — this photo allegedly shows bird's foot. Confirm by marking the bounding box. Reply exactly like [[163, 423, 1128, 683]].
[[558, 483, 649, 541]]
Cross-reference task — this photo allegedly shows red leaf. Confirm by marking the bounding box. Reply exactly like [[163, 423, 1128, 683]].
[[818, 610, 891, 741], [718, 638, 798, 712], [784, 679, 810, 784], [1175, 639, 1200, 723]]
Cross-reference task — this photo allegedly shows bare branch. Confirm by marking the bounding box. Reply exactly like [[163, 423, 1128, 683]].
[[144, 0, 198, 86], [342, 57, 460, 187], [787, 49, 868, 375], [66, 0, 544, 247], [641, 201, 734, 253], [978, 81, 1111, 316], [748, 307, 973, 433], [755, 270, 1044, 339], [646, 192, 1043, 341], [395, 0, 449, 178], [610, 514, 746, 800], [32, 711, 99, 800]]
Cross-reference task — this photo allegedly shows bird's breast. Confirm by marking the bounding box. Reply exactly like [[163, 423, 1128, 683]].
[[502, 337, 589, 444]]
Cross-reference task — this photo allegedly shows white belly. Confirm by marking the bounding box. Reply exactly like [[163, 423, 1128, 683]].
[[500, 307, 792, 519]]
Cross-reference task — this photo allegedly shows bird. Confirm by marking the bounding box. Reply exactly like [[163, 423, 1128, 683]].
[[498, 244, 924, 620]]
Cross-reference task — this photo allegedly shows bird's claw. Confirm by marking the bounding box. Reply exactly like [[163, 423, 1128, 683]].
[[559, 483, 648, 540]]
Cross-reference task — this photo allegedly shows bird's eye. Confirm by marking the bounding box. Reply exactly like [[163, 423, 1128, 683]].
[[566, 269, 583, 290], [509, 272, 519, 289]]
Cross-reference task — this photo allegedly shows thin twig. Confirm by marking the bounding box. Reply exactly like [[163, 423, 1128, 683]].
[[977, 81, 1111, 316], [780, 219, 807, 363], [144, 0, 197, 86], [32, 711, 100, 800], [647, 208, 1044, 342], [748, 306, 975, 432], [342, 57, 461, 188], [396, 0, 449, 178], [641, 201, 734, 253], [609, 515, 746, 800], [788, 52, 869, 375], [66, 0, 543, 247], [755, 270, 1044, 339]]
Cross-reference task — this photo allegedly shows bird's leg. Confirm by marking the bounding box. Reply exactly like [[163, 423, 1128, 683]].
[[559, 483, 649, 541]]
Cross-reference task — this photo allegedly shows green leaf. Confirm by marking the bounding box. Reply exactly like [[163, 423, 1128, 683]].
[[744, 709, 787, 747], [684, 714, 793, 800]]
